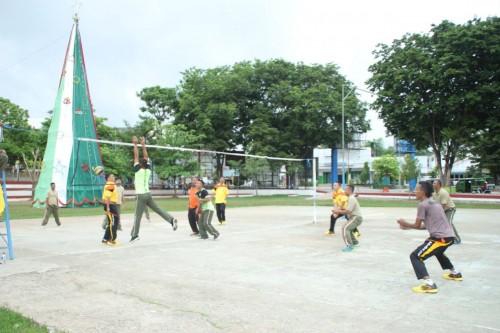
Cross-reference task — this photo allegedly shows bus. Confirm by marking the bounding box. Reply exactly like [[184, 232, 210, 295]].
[[454, 178, 489, 193]]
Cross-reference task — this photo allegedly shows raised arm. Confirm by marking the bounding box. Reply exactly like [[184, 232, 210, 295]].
[[133, 136, 139, 164], [141, 136, 149, 161]]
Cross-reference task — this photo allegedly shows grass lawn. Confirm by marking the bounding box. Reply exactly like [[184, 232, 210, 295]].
[[4, 195, 499, 220], [0, 307, 64, 333]]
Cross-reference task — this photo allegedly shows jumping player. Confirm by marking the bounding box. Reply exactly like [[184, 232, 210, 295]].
[[130, 136, 178, 242]]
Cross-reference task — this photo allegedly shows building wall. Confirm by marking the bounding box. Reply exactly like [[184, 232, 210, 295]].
[[314, 148, 476, 184]]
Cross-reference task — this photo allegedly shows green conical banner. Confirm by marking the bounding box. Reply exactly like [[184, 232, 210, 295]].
[[34, 17, 103, 208]]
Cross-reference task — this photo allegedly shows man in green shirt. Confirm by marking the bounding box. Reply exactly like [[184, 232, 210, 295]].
[[196, 179, 220, 240], [432, 180, 460, 244], [41, 182, 62, 227], [130, 136, 177, 243]]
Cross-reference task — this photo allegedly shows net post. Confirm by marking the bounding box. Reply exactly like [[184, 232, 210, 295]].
[[312, 158, 317, 223], [1, 170, 14, 260]]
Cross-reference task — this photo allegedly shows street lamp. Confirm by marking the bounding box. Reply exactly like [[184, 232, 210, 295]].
[[342, 84, 355, 189]]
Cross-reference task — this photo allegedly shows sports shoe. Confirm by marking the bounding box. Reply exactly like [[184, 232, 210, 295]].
[[443, 272, 463, 281], [324, 231, 335, 236], [222, 221, 227, 225], [190, 232, 199, 237], [130, 235, 140, 243], [412, 283, 438, 293], [214, 233, 220, 241], [454, 239, 461, 245], [172, 219, 178, 231], [106, 240, 121, 246], [342, 245, 354, 252], [354, 231, 361, 238], [102, 240, 108, 244], [353, 243, 361, 247]]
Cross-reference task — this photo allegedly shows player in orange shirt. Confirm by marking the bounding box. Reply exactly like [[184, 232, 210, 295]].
[[187, 177, 200, 236]]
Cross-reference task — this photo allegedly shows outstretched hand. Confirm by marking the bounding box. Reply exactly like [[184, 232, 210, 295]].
[[132, 136, 138, 144]]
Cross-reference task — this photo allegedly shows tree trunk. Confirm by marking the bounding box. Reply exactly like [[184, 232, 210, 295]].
[[215, 153, 225, 178]]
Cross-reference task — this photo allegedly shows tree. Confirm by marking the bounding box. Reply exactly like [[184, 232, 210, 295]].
[[93, 117, 134, 180], [174, 60, 370, 178], [175, 66, 239, 177], [366, 138, 385, 157], [468, 120, 500, 182], [240, 156, 270, 195], [429, 165, 439, 179], [147, 123, 200, 196], [244, 60, 370, 160], [21, 148, 42, 197], [0, 98, 45, 161], [137, 86, 179, 124], [401, 155, 420, 183], [464, 165, 482, 178], [359, 162, 370, 184], [367, 17, 500, 186], [372, 154, 399, 182]]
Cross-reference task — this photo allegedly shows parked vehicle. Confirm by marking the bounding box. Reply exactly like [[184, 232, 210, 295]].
[[455, 178, 489, 193]]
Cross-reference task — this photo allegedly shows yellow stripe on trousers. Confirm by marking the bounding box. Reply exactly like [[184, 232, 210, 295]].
[[419, 239, 453, 259]]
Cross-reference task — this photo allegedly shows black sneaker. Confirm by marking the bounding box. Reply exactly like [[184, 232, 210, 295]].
[[172, 218, 178, 231], [130, 235, 140, 243]]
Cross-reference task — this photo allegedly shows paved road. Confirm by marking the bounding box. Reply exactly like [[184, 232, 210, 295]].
[[1, 206, 499, 332]]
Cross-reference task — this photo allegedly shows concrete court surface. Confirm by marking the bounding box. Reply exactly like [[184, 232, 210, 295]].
[[0, 205, 499, 333]]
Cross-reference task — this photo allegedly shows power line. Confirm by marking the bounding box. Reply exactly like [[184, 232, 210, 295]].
[[0, 32, 69, 74]]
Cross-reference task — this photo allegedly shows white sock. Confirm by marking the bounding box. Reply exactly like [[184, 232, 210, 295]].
[[451, 269, 459, 275], [424, 278, 434, 286]]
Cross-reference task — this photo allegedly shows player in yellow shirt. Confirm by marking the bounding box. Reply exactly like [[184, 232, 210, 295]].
[[212, 177, 229, 225], [102, 173, 120, 246], [325, 182, 348, 235]]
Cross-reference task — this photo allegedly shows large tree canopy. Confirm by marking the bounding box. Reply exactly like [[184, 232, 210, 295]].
[[169, 59, 369, 176], [174, 66, 240, 176], [367, 17, 499, 185], [0, 97, 44, 160], [245, 60, 369, 159]]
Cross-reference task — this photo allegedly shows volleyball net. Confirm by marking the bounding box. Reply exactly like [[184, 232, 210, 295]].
[[78, 137, 320, 223]]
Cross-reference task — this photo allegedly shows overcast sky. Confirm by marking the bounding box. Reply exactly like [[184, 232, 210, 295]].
[[0, 0, 498, 147]]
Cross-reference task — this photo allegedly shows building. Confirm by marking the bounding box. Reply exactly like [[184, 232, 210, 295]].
[[314, 148, 478, 186]]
